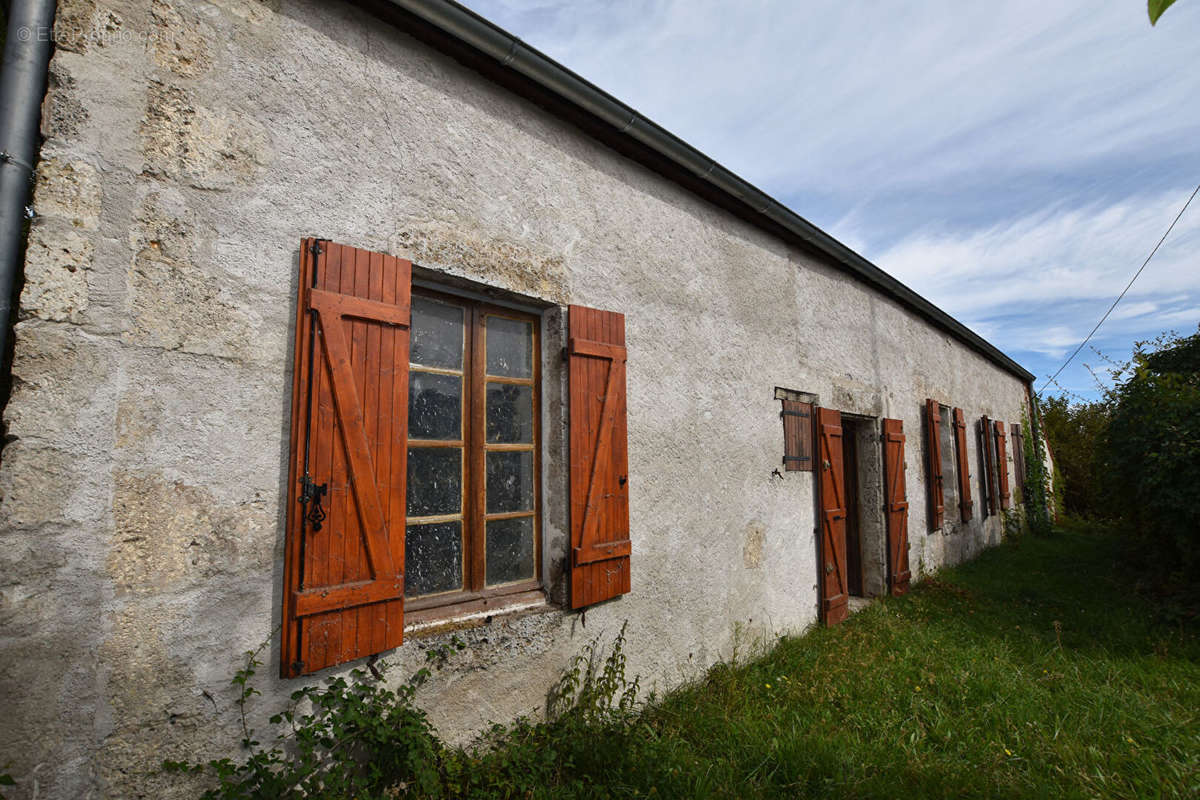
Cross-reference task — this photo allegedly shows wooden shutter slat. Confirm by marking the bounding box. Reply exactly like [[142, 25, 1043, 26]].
[[925, 399, 944, 529], [953, 407, 973, 521], [883, 418, 911, 595], [282, 239, 411, 677], [568, 305, 631, 608], [995, 420, 1011, 509], [816, 407, 849, 625]]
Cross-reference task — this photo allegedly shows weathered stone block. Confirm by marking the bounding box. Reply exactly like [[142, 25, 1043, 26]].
[[0, 443, 105, 529], [109, 470, 274, 597], [21, 224, 92, 322], [151, 0, 213, 77], [41, 56, 89, 140], [139, 81, 271, 189], [33, 157, 102, 229], [391, 223, 569, 303], [3, 320, 117, 449], [125, 251, 256, 360]]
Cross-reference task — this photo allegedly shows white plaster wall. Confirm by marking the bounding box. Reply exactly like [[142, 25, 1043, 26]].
[[0, 1, 1030, 797]]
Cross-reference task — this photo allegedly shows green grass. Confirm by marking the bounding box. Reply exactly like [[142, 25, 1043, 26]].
[[459, 525, 1200, 799]]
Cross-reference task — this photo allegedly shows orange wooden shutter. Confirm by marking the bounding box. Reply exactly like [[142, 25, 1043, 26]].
[[883, 418, 911, 595], [994, 420, 1011, 509], [953, 407, 973, 521], [816, 407, 849, 625], [925, 399, 944, 529], [281, 239, 411, 677], [980, 415, 997, 516], [568, 305, 631, 609]]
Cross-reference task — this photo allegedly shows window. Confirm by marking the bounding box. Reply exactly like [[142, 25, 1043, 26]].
[[993, 420, 1011, 510], [978, 415, 996, 517], [777, 388, 815, 472], [406, 291, 542, 610], [937, 404, 959, 523], [281, 239, 630, 677]]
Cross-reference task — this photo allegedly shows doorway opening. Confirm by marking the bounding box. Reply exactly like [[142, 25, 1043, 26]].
[[839, 415, 887, 604]]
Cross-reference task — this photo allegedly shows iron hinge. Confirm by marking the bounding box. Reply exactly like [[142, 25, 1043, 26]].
[[299, 474, 328, 531], [780, 409, 810, 418]]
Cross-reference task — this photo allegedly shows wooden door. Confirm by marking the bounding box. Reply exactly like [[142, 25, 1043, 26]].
[[817, 407, 849, 625], [883, 418, 911, 595]]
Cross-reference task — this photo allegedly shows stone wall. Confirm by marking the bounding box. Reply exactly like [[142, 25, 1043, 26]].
[[0, 1, 1031, 797]]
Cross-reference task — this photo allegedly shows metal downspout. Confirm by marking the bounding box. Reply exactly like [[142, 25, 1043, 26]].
[[0, 0, 57, 364]]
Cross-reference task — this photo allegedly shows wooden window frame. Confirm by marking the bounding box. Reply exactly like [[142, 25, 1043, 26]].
[[405, 287, 543, 616]]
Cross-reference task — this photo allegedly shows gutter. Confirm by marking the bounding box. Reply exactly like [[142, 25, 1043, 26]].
[[371, 0, 1036, 384], [0, 0, 56, 366]]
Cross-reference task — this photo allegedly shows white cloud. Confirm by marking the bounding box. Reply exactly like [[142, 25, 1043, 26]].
[[864, 187, 1200, 318], [465, 0, 1200, 206], [461, 0, 1200, 396]]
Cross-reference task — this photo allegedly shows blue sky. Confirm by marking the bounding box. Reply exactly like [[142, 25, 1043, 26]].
[[458, 0, 1200, 401]]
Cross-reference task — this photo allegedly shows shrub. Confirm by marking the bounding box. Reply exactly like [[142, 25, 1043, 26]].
[[1102, 329, 1200, 607], [1039, 394, 1112, 519], [164, 638, 463, 799], [165, 625, 642, 799]]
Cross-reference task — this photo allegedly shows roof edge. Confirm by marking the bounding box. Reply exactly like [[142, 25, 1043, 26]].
[[369, 0, 1036, 384]]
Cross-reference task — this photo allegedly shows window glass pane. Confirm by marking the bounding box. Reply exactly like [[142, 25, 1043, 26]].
[[485, 316, 532, 377], [938, 406, 958, 516], [486, 383, 533, 443], [486, 516, 535, 585], [486, 450, 535, 513], [409, 372, 462, 440], [405, 521, 463, 597], [411, 297, 464, 370], [407, 447, 462, 517]]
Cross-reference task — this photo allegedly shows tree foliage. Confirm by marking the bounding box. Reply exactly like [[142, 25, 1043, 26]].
[[1039, 394, 1111, 519], [1102, 329, 1200, 602]]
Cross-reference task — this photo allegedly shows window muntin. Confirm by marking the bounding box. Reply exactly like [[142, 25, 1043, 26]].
[[404, 292, 540, 606]]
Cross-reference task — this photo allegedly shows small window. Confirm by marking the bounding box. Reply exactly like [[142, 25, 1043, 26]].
[[776, 388, 815, 471], [406, 291, 541, 611]]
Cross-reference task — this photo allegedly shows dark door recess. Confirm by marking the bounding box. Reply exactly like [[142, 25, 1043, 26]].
[[843, 423, 863, 597]]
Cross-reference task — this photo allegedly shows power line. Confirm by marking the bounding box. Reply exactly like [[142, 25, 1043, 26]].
[[1036, 182, 1200, 397]]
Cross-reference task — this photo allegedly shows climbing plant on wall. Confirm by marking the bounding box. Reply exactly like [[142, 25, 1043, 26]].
[[1021, 400, 1054, 537]]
